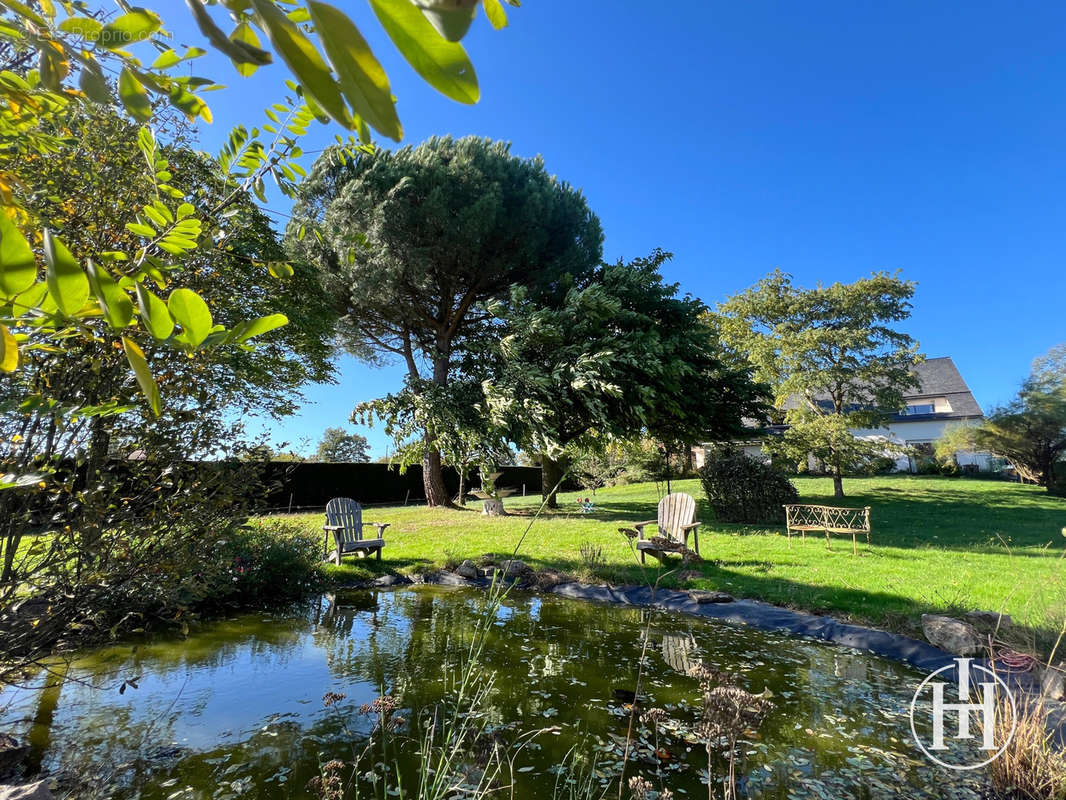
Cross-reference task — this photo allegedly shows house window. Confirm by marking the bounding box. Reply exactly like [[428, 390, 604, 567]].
[[904, 403, 935, 415]]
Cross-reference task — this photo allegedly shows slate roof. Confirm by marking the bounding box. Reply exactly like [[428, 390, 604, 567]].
[[895, 357, 983, 420]]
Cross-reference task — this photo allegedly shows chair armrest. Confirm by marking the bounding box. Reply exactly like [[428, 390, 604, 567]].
[[323, 525, 344, 531], [633, 520, 657, 539], [680, 521, 700, 530], [367, 522, 390, 534]]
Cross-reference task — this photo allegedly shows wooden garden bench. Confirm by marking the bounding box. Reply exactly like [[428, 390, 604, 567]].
[[783, 504, 871, 555], [323, 497, 389, 564]]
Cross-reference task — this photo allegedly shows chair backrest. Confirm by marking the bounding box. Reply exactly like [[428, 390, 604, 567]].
[[325, 497, 363, 542], [658, 493, 696, 542]]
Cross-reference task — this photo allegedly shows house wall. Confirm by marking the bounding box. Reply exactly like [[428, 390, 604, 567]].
[[850, 419, 992, 471]]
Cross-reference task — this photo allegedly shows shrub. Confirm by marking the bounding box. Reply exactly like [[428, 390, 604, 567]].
[[698, 447, 799, 524], [203, 518, 325, 607]]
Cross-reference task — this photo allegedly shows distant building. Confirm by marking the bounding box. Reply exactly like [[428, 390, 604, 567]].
[[693, 357, 992, 472]]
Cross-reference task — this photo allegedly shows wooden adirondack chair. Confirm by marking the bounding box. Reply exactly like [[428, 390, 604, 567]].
[[323, 497, 389, 564], [633, 492, 700, 563]]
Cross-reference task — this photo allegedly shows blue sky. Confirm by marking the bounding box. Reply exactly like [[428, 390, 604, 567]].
[[163, 1, 1066, 458]]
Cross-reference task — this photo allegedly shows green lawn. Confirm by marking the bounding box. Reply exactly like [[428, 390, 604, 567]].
[[271, 476, 1066, 649]]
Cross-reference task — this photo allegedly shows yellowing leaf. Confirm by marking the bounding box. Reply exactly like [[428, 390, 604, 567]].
[[0, 323, 17, 372], [483, 0, 508, 29]]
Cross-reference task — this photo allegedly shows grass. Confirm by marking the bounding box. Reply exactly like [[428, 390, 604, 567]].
[[268, 475, 1066, 649]]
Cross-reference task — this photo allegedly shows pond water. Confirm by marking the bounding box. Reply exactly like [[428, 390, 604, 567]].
[[0, 587, 986, 799]]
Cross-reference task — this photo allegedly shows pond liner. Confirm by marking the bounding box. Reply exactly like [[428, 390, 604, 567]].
[[547, 582, 954, 673]]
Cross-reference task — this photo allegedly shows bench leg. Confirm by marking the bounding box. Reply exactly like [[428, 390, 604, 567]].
[[640, 549, 646, 565], [787, 528, 792, 549], [825, 530, 831, 551], [376, 548, 381, 561], [852, 533, 857, 556]]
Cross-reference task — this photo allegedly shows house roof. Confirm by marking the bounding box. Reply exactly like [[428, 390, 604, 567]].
[[899, 357, 983, 420], [777, 356, 984, 421]]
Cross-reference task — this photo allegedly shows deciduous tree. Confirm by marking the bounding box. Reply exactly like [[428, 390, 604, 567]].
[[717, 269, 922, 497], [486, 250, 767, 507], [975, 345, 1066, 494], [316, 427, 371, 463]]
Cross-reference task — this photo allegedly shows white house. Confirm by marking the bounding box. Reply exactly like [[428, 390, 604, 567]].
[[694, 357, 992, 472]]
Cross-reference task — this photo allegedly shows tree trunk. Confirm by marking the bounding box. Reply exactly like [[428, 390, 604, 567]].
[[457, 469, 466, 506], [832, 465, 845, 498], [422, 446, 451, 508], [541, 455, 565, 509]]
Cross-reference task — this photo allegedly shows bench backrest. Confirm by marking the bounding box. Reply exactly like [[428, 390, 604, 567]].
[[784, 504, 870, 531], [326, 497, 364, 543], [659, 493, 697, 542]]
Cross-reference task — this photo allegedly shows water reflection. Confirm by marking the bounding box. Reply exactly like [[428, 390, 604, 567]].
[[0, 587, 984, 799]]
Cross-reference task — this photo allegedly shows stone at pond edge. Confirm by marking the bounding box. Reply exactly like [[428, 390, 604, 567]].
[[500, 560, 531, 578], [921, 614, 982, 657], [1042, 664, 1065, 701], [690, 590, 734, 604], [0, 781, 53, 800], [373, 574, 410, 588], [455, 560, 479, 580]]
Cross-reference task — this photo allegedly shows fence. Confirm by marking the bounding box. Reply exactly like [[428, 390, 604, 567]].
[[260, 462, 545, 511]]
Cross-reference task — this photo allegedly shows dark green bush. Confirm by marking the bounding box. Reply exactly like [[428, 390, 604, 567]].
[[698, 447, 799, 524], [204, 519, 325, 606]]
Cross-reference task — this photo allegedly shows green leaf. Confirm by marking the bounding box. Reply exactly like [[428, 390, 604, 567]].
[[87, 260, 133, 329], [250, 0, 353, 127], [118, 68, 152, 122], [122, 337, 161, 417], [267, 261, 294, 278], [229, 21, 263, 77], [0, 215, 37, 298], [150, 49, 181, 69], [167, 287, 212, 348], [368, 0, 479, 104], [236, 313, 288, 342], [42, 230, 88, 317], [59, 16, 103, 40], [99, 9, 162, 50], [135, 284, 174, 340], [125, 222, 156, 237], [482, 0, 508, 29], [307, 1, 402, 141], [78, 58, 111, 103], [0, 323, 17, 372]]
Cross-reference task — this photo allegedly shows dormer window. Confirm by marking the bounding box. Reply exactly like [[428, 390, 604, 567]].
[[903, 397, 952, 415]]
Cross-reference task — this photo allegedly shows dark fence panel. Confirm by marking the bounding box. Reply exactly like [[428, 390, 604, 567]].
[[261, 463, 545, 511]]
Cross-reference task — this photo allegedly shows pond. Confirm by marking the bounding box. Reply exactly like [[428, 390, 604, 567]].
[[1, 587, 986, 799]]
